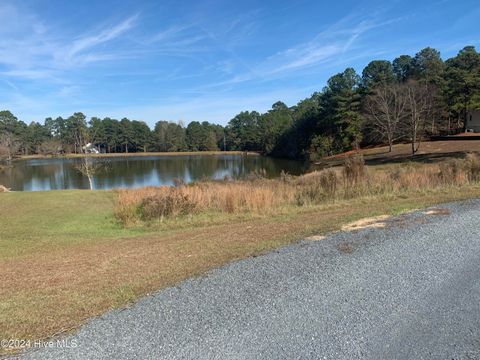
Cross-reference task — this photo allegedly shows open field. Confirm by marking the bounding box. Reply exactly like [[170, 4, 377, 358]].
[[15, 151, 259, 161], [1, 154, 480, 354], [316, 140, 480, 168]]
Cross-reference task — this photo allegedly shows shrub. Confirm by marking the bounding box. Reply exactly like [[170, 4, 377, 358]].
[[343, 155, 365, 186], [114, 187, 161, 225], [294, 169, 338, 205], [295, 182, 323, 205], [464, 153, 480, 182], [342, 155, 366, 197], [309, 135, 334, 160], [438, 159, 462, 185], [139, 188, 197, 221], [173, 178, 186, 187], [319, 169, 337, 198]]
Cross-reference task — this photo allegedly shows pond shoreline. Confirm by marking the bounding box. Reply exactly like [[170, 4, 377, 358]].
[[14, 150, 261, 161]]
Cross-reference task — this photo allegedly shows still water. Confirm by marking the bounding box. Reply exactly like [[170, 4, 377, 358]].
[[0, 154, 307, 191]]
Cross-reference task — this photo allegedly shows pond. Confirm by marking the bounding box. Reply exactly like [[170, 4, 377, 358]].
[[0, 154, 307, 191]]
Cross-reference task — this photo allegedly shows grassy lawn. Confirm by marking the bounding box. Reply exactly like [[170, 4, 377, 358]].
[[0, 191, 146, 260], [1, 185, 480, 352]]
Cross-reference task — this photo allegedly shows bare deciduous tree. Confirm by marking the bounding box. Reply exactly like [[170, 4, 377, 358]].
[[403, 80, 434, 154], [0, 133, 19, 162], [74, 158, 110, 190], [364, 83, 407, 152], [365, 80, 440, 155], [39, 138, 62, 156]]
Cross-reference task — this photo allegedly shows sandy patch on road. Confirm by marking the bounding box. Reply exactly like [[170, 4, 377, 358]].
[[424, 208, 450, 216], [342, 215, 390, 231], [304, 235, 326, 241]]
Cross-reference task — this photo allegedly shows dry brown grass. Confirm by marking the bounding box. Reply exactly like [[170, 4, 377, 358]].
[[3, 187, 480, 352], [116, 153, 480, 225], [115, 181, 296, 225], [465, 153, 480, 182]]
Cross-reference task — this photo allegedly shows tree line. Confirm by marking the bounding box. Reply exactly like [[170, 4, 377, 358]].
[[1, 45, 480, 161], [225, 45, 480, 159], [0, 112, 226, 160]]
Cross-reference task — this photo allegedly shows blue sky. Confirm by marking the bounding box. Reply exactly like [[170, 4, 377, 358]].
[[1, 0, 480, 126]]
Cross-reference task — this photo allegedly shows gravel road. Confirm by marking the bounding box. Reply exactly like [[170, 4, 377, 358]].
[[19, 199, 480, 359]]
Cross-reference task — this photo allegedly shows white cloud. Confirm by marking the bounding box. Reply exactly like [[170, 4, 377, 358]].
[[202, 14, 402, 89], [65, 14, 138, 61], [0, 3, 139, 80], [259, 18, 386, 76]]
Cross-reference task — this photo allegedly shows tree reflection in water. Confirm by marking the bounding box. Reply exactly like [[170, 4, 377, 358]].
[[0, 154, 307, 191]]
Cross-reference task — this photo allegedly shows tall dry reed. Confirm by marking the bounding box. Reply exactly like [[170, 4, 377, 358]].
[[115, 153, 480, 225]]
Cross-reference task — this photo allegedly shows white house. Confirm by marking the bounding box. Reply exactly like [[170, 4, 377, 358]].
[[466, 110, 480, 132], [82, 143, 100, 154]]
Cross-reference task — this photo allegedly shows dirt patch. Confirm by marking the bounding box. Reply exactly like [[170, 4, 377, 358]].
[[413, 216, 430, 225], [424, 208, 450, 216], [341, 215, 390, 232], [337, 242, 355, 254]]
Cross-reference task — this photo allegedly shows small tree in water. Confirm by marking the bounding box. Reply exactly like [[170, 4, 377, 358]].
[[74, 157, 110, 190]]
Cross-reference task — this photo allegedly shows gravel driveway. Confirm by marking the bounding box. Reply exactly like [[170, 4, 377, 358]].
[[19, 199, 480, 359]]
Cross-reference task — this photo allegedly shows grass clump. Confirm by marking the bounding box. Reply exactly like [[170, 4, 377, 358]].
[[438, 159, 463, 185], [140, 188, 198, 221], [465, 153, 480, 182], [115, 181, 292, 225], [295, 169, 338, 205], [343, 154, 366, 187]]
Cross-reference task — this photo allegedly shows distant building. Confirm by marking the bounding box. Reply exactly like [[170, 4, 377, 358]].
[[82, 143, 100, 154], [466, 110, 480, 132]]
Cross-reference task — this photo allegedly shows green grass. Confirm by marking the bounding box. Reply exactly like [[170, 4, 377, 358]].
[[0, 190, 146, 260]]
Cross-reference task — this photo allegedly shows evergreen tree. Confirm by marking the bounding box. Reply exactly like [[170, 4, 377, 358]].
[[444, 46, 480, 129]]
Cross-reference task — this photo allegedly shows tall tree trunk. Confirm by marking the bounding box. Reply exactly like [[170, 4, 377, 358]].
[[412, 121, 417, 155], [87, 174, 93, 190]]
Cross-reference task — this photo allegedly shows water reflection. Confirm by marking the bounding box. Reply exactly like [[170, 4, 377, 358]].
[[0, 155, 307, 191]]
